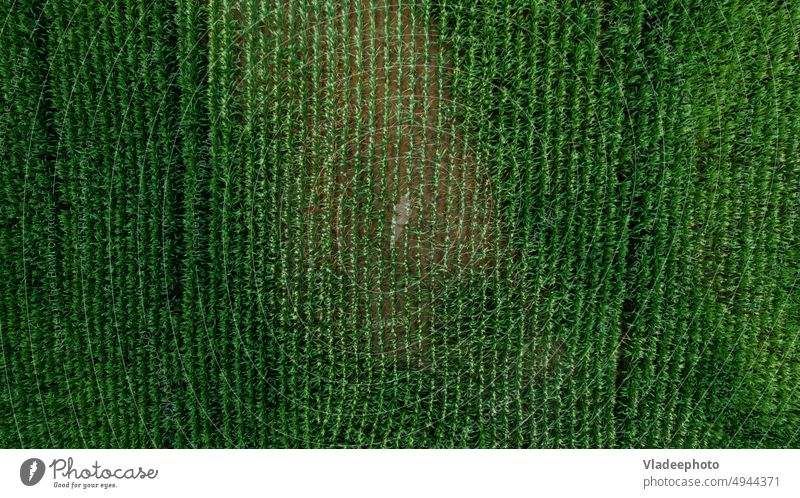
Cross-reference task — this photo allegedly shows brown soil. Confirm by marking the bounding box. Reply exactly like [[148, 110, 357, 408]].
[[237, 0, 503, 369]]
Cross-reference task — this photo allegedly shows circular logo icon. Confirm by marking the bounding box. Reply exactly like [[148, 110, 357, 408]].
[[20, 458, 45, 486]]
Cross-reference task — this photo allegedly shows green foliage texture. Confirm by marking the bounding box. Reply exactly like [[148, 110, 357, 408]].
[[1, 0, 798, 447]]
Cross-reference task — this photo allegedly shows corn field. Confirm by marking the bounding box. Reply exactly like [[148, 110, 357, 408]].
[[1, 0, 799, 448]]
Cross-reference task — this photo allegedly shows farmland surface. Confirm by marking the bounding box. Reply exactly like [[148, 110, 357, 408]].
[[1, 0, 798, 447]]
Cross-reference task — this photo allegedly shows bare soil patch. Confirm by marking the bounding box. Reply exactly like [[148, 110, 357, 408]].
[[238, 0, 505, 369]]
